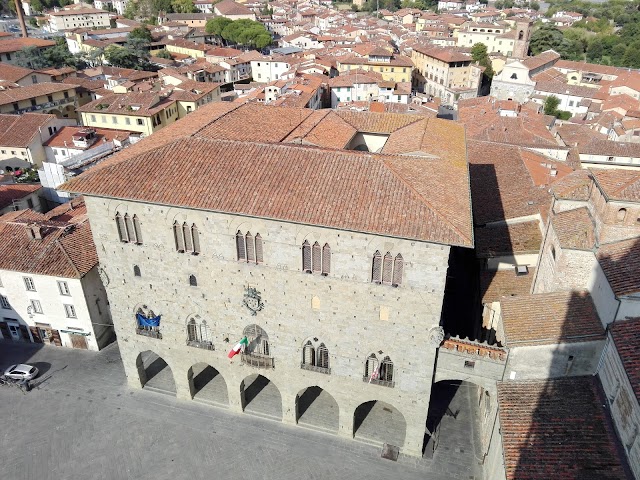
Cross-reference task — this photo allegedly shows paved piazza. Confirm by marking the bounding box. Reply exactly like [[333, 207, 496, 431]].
[[0, 341, 483, 480]]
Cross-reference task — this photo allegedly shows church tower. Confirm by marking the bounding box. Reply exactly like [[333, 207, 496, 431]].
[[513, 19, 533, 59]]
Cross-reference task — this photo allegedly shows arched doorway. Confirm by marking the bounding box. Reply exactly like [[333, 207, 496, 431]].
[[353, 400, 406, 447], [295, 386, 339, 433], [188, 363, 228, 407], [423, 380, 484, 463], [135, 350, 175, 396], [240, 374, 282, 420]]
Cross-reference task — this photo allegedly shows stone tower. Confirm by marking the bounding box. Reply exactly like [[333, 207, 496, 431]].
[[512, 19, 533, 59]]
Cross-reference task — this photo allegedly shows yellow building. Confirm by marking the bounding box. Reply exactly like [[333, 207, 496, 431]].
[[0, 82, 78, 118], [165, 39, 209, 59], [336, 48, 414, 84]]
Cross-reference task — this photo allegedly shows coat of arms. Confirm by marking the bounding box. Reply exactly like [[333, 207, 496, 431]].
[[243, 286, 264, 316]]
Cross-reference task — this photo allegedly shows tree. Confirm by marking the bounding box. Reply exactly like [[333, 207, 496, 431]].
[[471, 42, 494, 79], [530, 1, 540, 11], [130, 26, 153, 42], [205, 16, 232, 36], [155, 48, 172, 59], [543, 95, 560, 116], [529, 24, 564, 55], [30, 0, 43, 13], [171, 0, 198, 13], [622, 41, 640, 68], [15, 46, 50, 69]]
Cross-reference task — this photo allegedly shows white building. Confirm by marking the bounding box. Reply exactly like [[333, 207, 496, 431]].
[[47, 6, 111, 32], [250, 56, 292, 83], [0, 198, 113, 350]]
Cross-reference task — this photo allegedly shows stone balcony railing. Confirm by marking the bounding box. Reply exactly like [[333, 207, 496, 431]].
[[136, 328, 162, 340], [241, 353, 274, 369], [440, 336, 507, 362], [16, 97, 75, 114], [300, 363, 331, 375], [187, 339, 214, 351], [362, 376, 395, 388]]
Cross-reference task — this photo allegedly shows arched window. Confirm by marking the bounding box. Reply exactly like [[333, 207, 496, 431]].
[[187, 318, 198, 342], [518, 30, 524, 40], [302, 240, 312, 272], [303, 340, 315, 365], [174, 221, 185, 252], [371, 251, 382, 283], [382, 252, 393, 284], [133, 265, 141, 277], [116, 212, 128, 242], [186, 316, 212, 348], [133, 215, 142, 245], [243, 324, 270, 356], [236, 230, 246, 261], [192, 225, 200, 254], [321, 244, 331, 275], [617, 208, 627, 222], [380, 356, 394, 383], [255, 234, 263, 263], [124, 214, 135, 243], [365, 353, 378, 378], [189, 274, 197, 287], [392, 254, 404, 287], [183, 222, 193, 252], [246, 232, 255, 262], [312, 242, 321, 273], [317, 343, 329, 369]]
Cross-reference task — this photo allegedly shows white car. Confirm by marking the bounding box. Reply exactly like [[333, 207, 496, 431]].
[[3, 364, 38, 381]]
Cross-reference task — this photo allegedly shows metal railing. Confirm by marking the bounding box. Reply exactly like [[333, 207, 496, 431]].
[[300, 363, 331, 374], [187, 339, 214, 350], [136, 328, 162, 340], [241, 353, 274, 369], [362, 375, 395, 388], [16, 97, 75, 114]]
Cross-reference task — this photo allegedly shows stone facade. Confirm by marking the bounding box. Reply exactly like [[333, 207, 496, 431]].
[[84, 195, 454, 457]]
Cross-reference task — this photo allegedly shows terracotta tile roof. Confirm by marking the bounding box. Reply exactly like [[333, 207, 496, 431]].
[[0, 64, 37, 83], [550, 169, 592, 201], [480, 268, 534, 303], [580, 139, 640, 158], [0, 198, 97, 278], [0, 113, 56, 148], [412, 44, 471, 63], [62, 136, 473, 246], [475, 220, 542, 257], [214, 0, 253, 15], [610, 317, 640, 403], [77, 91, 175, 116], [591, 169, 640, 203], [596, 238, 640, 297], [521, 49, 560, 71], [552, 207, 596, 250], [467, 141, 551, 225], [500, 290, 604, 346], [0, 184, 41, 210], [0, 82, 76, 106], [0, 37, 55, 54], [556, 123, 608, 148], [44, 126, 132, 149], [498, 376, 628, 480]]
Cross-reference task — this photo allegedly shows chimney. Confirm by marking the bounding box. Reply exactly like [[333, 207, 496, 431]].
[[26, 224, 43, 240]]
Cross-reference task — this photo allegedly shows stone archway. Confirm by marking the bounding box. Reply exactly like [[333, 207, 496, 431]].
[[240, 374, 282, 420], [353, 400, 406, 448], [295, 386, 339, 433], [188, 363, 228, 407], [135, 350, 175, 396]]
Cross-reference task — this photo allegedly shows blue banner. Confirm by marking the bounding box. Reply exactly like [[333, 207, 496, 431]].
[[136, 313, 161, 327]]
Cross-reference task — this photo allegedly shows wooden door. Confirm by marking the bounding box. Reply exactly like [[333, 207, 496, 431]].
[[51, 329, 62, 347], [70, 334, 88, 350]]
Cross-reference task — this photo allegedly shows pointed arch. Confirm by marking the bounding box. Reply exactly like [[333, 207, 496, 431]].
[[303, 340, 315, 366], [133, 215, 142, 245], [392, 254, 404, 287], [312, 241, 321, 273], [124, 214, 135, 243], [245, 232, 255, 263], [236, 230, 246, 261], [321, 243, 331, 275], [380, 356, 394, 383], [183, 222, 193, 252], [317, 343, 329, 369], [382, 252, 393, 284], [133, 265, 141, 277], [371, 250, 382, 283], [255, 233, 263, 263], [302, 240, 312, 272], [116, 212, 128, 242], [174, 221, 185, 252], [365, 353, 378, 378], [191, 224, 200, 254], [187, 318, 197, 342], [189, 274, 197, 287]]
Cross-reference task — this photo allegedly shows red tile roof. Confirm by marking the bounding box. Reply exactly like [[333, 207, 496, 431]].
[[597, 238, 640, 297], [591, 169, 640, 203], [551, 207, 596, 251], [610, 317, 640, 403], [0, 184, 41, 210], [480, 268, 534, 303], [0, 37, 55, 54], [0, 82, 76, 105], [500, 290, 604, 346], [475, 220, 542, 257], [0, 113, 57, 148], [498, 376, 628, 480]]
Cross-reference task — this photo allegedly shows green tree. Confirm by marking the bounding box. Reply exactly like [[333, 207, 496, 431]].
[[544, 95, 560, 116], [129, 26, 153, 41], [529, 24, 564, 55], [171, 0, 197, 12], [205, 16, 232, 36], [30, 0, 43, 13], [622, 41, 640, 68], [471, 42, 494, 79], [530, 1, 540, 10], [155, 48, 172, 59], [15, 46, 49, 69]]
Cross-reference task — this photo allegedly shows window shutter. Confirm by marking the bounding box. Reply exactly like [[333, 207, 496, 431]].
[[116, 213, 128, 242], [392, 254, 404, 287], [133, 215, 142, 245], [312, 242, 321, 273], [255, 233, 263, 263], [321, 244, 331, 275], [236, 231, 246, 261], [382, 252, 393, 285], [187, 319, 197, 342], [261, 339, 270, 356], [174, 221, 185, 251], [245, 232, 255, 263], [371, 251, 382, 283], [124, 214, 135, 243], [317, 344, 329, 369], [191, 224, 200, 254], [381, 356, 394, 382], [302, 240, 311, 272], [303, 341, 315, 365], [183, 222, 193, 252], [200, 320, 210, 343], [365, 354, 377, 377]]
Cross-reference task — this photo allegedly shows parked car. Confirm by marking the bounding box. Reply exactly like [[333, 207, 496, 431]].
[[3, 364, 38, 381]]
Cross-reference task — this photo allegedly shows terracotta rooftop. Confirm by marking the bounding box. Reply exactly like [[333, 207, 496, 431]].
[[498, 376, 628, 480], [61, 103, 473, 247], [521, 49, 560, 71], [0, 37, 55, 54], [44, 126, 132, 149], [0, 113, 56, 148], [551, 207, 596, 251], [597, 238, 640, 297], [591, 169, 640, 203], [500, 290, 604, 346], [0, 82, 76, 106], [0, 184, 41, 211], [0, 197, 97, 278], [480, 268, 535, 303], [610, 317, 640, 403], [412, 44, 472, 63], [0, 64, 38, 83], [214, 0, 253, 15], [475, 220, 542, 258], [550, 169, 593, 201]]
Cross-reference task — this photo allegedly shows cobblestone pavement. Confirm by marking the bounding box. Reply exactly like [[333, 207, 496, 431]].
[[0, 341, 484, 480]]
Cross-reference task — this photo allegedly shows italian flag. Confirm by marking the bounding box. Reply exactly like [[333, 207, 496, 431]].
[[228, 337, 248, 359]]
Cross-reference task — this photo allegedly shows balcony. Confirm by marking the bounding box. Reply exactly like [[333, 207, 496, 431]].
[[241, 353, 274, 369], [362, 376, 394, 388], [300, 363, 331, 375], [136, 328, 162, 340], [16, 97, 75, 114], [187, 339, 214, 351]]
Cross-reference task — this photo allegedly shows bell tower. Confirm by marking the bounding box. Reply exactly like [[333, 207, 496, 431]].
[[513, 19, 533, 59]]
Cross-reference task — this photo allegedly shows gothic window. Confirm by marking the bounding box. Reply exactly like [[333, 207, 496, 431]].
[[255, 234, 263, 263], [371, 251, 382, 283], [237, 231, 262, 264], [187, 316, 210, 345], [302, 240, 312, 272], [246, 232, 255, 262], [303, 340, 315, 365], [189, 274, 197, 286], [243, 324, 270, 356], [116, 212, 128, 242], [301, 339, 330, 372], [321, 244, 331, 275], [392, 254, 404, 287], [365, 353, 378, 378], [317, 343, 329, 369], [192, 225, 200, 254], [382, 252, 393, 284], [379, 356, 394, 383], [174, 221, 185, 252], [133, 265, 141, 277], [312, 242, 321, 273], [236, 230, 246, 261], [183, 223, 193, 252], [124, 214, 135, 243], [373, 251, 404, 286], [617, 208, 627, 222], [303, 240, 331, 274], [132, 215, 142, 245]]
